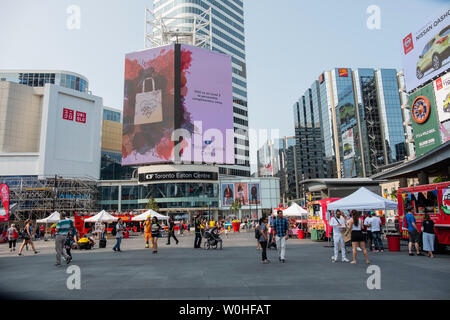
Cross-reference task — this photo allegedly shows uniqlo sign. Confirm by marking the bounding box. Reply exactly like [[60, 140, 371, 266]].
[[403, 33, 413, 55], [76, 111, 86, 123], [63, 108, 74, 121]]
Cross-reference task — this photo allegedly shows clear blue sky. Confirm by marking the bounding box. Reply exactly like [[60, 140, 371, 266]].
[[0, 0, 447, 173]]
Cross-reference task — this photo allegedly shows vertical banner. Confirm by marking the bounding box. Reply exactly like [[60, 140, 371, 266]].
[[234, 183, 248, 206], [408, 83, 442, 157], [248, 183, 261, 205], [0, 184, 10, 222], [221, 183, 234, 207]]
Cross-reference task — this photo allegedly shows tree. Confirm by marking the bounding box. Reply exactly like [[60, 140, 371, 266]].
[[146, 196, 159, 211], [230, 199, 241, 219]]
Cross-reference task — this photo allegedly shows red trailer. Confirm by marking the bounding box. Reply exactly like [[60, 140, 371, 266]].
[[397, 182, 450, 249], [307, 198, 341, 238]]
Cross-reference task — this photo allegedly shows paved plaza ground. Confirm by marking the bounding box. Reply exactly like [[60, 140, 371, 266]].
[[0, 231, 449, 300]]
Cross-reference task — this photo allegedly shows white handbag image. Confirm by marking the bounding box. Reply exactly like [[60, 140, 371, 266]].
[[134, 77, 163, 125]]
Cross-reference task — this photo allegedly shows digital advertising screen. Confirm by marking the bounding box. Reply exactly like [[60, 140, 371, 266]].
[[179, 44, 234, 165], [122, 45, 175, 166], [221, 183, 235, 207], [408, 83, 442, 157], [401, 6, 450, 92], [122, 44, 234, 166]]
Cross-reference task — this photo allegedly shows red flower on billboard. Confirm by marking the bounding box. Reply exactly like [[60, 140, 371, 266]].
[[125, 59, 142, 80]]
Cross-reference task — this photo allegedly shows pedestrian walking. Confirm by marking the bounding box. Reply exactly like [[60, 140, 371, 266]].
[[330, 210, 349, 262], [144, 216, 152, 248], [7, 224, 19, 252], [363, 213, 373, 251], [179, 219, 185, 236], [267, 214, 277, 249], [166, 216, 179, 245], [194, 216, 203, 248], [368, 212, 384, 252], [422, 213, 435, 258], [113, 218, 124, 252], [347, 211, 370, 265], [258, 217, 270, 264], [151, 217, 162, 254], [54, 213, 73, 266], [255, 221, 261, 250], [273, 210, 289, 263], [64, 225, 77, 259], [403, 208, 422, 256], [18, 219, 39, 255]]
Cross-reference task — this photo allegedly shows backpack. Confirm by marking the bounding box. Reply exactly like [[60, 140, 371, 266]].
[[255, 226, 261, 239], [111, 225, 117, 236]]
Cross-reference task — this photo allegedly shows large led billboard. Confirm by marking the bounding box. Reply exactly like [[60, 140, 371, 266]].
[[122, 45, 175, 165], [408, 83, 442, 157], [122, 44, 234, 166], [401, 6, 450, 92]]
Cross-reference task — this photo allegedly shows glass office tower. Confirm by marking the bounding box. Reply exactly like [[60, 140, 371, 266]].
[[292, 68, 407, 186], [152, 0, 250, 177]]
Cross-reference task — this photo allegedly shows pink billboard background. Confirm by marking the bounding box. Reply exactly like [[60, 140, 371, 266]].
[[179, 44, 234, 164]]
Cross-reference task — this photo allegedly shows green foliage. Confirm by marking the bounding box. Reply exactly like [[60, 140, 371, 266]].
[[230, 199, 241, 215], [433, 176, 449, 183], [145, 196, 159, 211]]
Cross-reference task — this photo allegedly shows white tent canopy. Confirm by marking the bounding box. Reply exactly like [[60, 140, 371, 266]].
[[327, 187, 398, 211], [283, 203, 308, 216], [84, 210, 118, 223], [36, 211, 61, 223], [131, 209, 169, 221], [272, 203, 308, 217]]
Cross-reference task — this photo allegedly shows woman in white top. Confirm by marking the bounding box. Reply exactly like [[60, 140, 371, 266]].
[[346, 211, 370, 265]]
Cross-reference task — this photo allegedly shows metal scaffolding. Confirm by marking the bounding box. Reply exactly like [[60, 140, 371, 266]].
[[0, 176, 99, 222], [144, 6, 212, 49]]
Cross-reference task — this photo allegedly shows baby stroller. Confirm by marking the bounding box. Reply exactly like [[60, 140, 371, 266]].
[[203, 227, 223, 250]]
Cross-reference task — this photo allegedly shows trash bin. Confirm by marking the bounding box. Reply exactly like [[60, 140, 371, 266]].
[[298, 230, 305, 239], [387, 234, 401, 251], [124, 231, 129, 239], [232, 222, 240, 232]]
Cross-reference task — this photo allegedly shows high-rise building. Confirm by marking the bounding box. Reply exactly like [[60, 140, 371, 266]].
[[257, 136, 298, 204], [150, 0, 250, 177], [292, 68, 408, 198]]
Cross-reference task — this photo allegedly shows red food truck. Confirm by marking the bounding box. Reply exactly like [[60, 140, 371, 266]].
[[397, 182, 450, 250], [307, 198, 341, 239]]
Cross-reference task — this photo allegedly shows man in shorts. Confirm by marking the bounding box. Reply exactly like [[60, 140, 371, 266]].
[[144, 216, 152, 248], [404, 209, 422, 256]]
